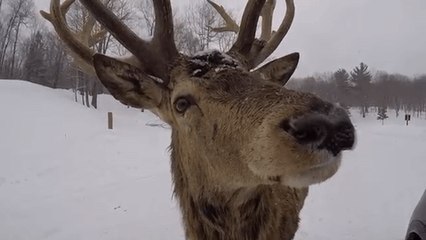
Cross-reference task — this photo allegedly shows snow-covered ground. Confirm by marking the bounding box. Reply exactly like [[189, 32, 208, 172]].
[[0, 80, 425, 240]]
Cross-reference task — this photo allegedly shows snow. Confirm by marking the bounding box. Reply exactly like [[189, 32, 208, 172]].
[[193, 49, 226, 57], [189, 50, 241, 77], [0, 80, 425, 240], [193, 49, 237, 65], [296, 111, 426, 240]]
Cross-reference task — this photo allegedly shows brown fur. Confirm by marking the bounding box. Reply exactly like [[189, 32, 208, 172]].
[[92, 54, 353, 239], [172, 131, 309, 240], [42, 0, 354, 238], [164, 67, 322, 239]]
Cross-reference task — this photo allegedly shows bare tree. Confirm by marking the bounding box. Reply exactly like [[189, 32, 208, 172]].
[[23, 31, 47, 83], [185, 2, 219, 52], [174, 17, 200, 55], [9, 0, 34, 78], [41, 0, 132, 108], [44, 32, 69, 88], [135, 0, 155, 36], [0, 0, 34, 77]]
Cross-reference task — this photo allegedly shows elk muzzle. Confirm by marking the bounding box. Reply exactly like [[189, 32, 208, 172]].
[[280, 105, 355, 156]]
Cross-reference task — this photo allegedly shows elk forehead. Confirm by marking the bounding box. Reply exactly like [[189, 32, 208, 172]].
[[187, 50, 243, 78]]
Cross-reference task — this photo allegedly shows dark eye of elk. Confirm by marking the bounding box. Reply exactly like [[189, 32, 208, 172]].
[[174, 96, 194, 114]]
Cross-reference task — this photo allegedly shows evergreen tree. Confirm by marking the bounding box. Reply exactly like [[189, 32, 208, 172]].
[[377, 107, 388, 125], [350, 62, 372, 118], [333, 68, 351, 104]]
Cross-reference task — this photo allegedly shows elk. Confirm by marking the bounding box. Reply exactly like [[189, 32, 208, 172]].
[[41, 0, 356, 239]]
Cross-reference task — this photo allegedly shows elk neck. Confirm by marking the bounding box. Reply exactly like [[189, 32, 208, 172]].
[[169, 130, 308, 240]]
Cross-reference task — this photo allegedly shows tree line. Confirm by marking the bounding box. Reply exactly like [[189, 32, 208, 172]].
[[287, 63, 426, 118], [1, 0, 425, 115]]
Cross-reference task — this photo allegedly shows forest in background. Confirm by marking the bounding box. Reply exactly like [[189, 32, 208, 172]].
[[1, 0, 425, 117]]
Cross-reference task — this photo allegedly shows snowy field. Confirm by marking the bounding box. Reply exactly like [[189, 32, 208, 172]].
[[0, 80, 425, 240]]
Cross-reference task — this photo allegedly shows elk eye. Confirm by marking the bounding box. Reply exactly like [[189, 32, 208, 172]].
[[174, 96, 193, 114]]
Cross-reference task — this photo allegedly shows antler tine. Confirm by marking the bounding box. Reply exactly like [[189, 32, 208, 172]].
[[206, 0, 239, 33], [254, 0, 295, 67], [82, 14, 97, 37], [40, 0, 74, 23], [61, 0, 75, 14], [88, 29, 108, 46], [208, 0, 276, 38], [40, 0, 96, 74], [87, 11, 131, 47], [260, 0, 276, 41], [152, 0, 179, 61], [79, 0, 178, 82], [210, 0, 295, 70], [229, 0, 266, 61]]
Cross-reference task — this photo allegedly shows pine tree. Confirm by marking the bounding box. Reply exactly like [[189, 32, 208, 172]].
[[350, 62, 372, 118], [377, 107, 388, 125], [333, 68, 351, 105]]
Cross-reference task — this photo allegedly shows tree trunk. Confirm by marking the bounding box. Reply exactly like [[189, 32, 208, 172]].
[[0, 15, 17, 71], [85, 82, 90, 108], [9, 22, 21, 78], [52, 50, 64, 88], [83, 74, 90, 108], [75, 71, 80, 102], [81, 90, 85, 106], [91, 80, 98, 109]]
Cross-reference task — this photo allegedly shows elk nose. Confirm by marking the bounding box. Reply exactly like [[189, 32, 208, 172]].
[[280, 116, 330, 145], [280, 112, 355, 155]]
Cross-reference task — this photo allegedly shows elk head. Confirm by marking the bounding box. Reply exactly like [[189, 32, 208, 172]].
[[41, 0, 355, 193]]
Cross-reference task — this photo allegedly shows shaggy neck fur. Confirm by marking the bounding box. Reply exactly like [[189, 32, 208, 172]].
[[170, 132, 309, 240]]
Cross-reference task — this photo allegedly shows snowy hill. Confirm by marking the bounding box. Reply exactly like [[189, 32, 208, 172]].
[[0, 80, 425, 240]]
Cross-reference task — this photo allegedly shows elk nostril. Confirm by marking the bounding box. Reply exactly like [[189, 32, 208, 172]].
[[280, 118, 328, 145], [336, 121, 354, 134], [293, 125, 327, 144], [280, 112, 355, 155], [334, 121, 355, 149], [280, 119, 291, 132], [309, 101, 334, 114], [322, 120, 355, 156], [293, 130, 308, 140]]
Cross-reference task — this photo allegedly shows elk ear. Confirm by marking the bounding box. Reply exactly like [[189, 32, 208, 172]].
[[252, 52, 299, 85], [93, 54, 164, 109]]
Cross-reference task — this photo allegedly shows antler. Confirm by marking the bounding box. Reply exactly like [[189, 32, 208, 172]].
[[79, 0, 178, 82], [209, 0, 295, 70], [42, 0, 179, 83], [259, 0, 276, 41], [41, 0, 99, 74], [206, 0, 239, 33], [43, 0, 293, 81]]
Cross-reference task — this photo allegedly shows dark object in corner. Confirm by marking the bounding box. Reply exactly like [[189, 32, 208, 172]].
[[406, 190, 426, 240]]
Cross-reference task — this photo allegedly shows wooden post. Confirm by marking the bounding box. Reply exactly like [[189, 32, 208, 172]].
[[108, 112, 113, 129], [405, 114, 411, 126]]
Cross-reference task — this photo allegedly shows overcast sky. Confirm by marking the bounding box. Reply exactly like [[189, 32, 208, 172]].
[[35, 0, 426, 78]]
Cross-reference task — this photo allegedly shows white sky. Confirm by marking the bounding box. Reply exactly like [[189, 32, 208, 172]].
[[35, 0, 426, 77]]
